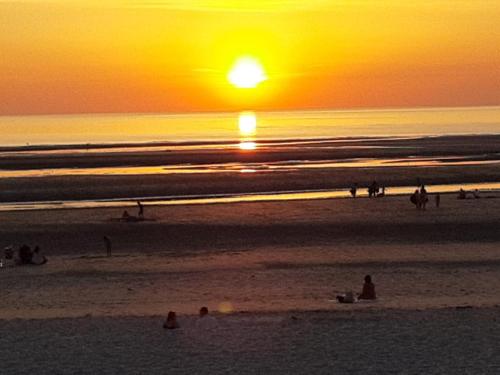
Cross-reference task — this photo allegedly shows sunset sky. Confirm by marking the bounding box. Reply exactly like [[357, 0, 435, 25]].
[[1, 0, 499, 115]]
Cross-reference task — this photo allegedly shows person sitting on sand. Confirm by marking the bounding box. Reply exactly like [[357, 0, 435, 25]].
[[358, 275, 376, 300], [18, 244, 33, 265], [163, 311, 179, 329], [196, 306, 217, 329], [31, 246, 47, 265], [458, 188, 467, 200]]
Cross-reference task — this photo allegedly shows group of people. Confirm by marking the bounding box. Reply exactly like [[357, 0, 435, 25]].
[[349, 182, 385, 198], [2, 244, 47, 267], [410, 185, 430, 209], [119, 201, 145, 222], [163, 306, 217, 330], [336, 275, 377, 304], [458, 188, 481, 200]]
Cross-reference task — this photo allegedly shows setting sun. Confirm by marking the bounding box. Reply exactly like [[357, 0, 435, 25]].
[[228, 57, 267, 89]]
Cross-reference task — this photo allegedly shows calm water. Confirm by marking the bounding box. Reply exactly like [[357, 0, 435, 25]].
[[1, 106, 500, 147]]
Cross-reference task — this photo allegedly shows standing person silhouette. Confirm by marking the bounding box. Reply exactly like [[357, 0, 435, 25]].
[[420, 185, 428, 210], [137, 201, 144, 218], [350, 183, 358, 198], [435, 193, 441, 208]]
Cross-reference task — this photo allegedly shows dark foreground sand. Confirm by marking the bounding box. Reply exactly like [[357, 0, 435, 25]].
[[1, 194, 500, 373], [1, 308, 500, 374]]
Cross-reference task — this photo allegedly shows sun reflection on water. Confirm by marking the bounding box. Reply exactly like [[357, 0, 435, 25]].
[[238, 111, 257, 150], [239, 141, 257, 150]]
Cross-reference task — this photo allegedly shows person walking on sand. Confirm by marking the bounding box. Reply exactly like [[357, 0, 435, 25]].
[[103, 236, 112, 257], [137, 201, 144, 218], [358, 275, 376, 300]]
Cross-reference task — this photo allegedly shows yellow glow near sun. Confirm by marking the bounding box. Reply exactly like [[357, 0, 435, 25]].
[[238, 111, 257, 136], [228, 57, 267, 88]]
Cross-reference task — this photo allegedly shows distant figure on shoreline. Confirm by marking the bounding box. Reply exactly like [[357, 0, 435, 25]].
[[420, 185, 428, 210], [358, 275, 376, 300], [473, 189, 480, 199], [411, 189, 420, 208], [435, 193, 441, 208], [350, 183, 358, 198], [104, 236, 112, 257], [137, 201, 144, 218], [163, 311, 180, 329], [368, 181, 379, 198]]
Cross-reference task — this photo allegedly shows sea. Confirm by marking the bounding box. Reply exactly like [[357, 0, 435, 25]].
[[1, 106, 500, 210], [1, 106, 500, 147]]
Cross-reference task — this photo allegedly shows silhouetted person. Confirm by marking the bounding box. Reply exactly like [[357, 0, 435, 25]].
[[137, 201, 144, 218], [473, 189, 480, 199], [31, 246, 47, 265], [18, 244, 33, 265], [435, 193, 441, 208], [350, 183, 358, 198], [358, 275, 376, 300], [163, 311, 179, 329], [420, 185, 428, 210], [368, 181, 379, 198], [458, 188, 467, 200], [196, 306, 217, 328], [410, 189, 420, 208], [104, 236, 112, 257]]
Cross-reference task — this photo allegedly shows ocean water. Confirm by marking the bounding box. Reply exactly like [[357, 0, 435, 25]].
[[1, 106, 499, 147]]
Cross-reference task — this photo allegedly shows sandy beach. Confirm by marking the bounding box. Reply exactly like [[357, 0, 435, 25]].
[[3, 0, 500, 370], [1, 193, 500, 373]]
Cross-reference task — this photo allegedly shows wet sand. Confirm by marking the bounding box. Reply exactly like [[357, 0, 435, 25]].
[[1, 135, 499, 203]]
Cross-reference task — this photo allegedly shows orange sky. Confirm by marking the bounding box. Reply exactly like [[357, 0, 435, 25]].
[[1, 1, 499, 115]]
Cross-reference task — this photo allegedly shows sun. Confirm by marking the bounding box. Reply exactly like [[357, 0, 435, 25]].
[[228, 57, 267, 88]]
